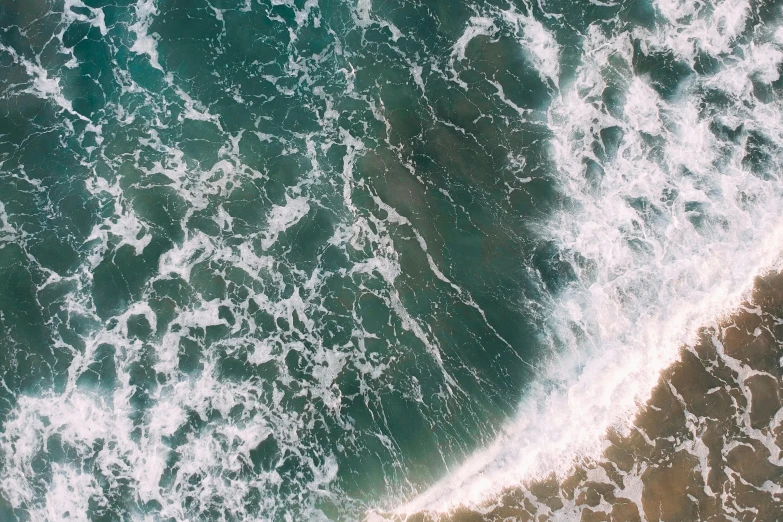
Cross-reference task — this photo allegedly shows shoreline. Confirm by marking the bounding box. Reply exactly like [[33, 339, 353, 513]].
[[383, 269, 783, 521]]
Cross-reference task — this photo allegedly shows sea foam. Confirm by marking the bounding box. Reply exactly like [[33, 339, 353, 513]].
[[397, 0, 783, 513]]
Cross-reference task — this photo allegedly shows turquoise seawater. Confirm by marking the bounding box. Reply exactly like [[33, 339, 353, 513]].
[[2, 0, 783, 520]]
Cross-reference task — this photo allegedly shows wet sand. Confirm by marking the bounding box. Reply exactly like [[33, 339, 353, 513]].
[[397, 270, 783, 521]]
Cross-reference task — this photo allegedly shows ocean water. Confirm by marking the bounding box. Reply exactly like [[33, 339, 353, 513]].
[[0, 0, 782, 520]]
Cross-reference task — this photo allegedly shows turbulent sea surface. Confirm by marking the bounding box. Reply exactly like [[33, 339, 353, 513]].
[[1, 0, 783, 520]]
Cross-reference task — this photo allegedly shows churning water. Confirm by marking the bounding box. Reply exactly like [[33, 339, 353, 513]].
[[1, 0, 783, 520]]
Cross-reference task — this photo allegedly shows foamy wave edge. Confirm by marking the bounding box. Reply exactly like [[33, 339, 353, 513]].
[[388, 0, 783, 515]]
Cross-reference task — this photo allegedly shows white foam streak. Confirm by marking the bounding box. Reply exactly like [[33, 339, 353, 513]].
[[0, 43, 88, 121], [449, 8, 561, 89], [453, 17, 498, 62], [130, 0, 163, 72], [501, 8, 561, 85], [641, 0, 750, 63], [353, 0, 402, 41], [0, 201, 17, 244], [261, 196, 311, 250]]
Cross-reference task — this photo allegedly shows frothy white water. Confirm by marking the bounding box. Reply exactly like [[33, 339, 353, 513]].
[[130, 0, 163, 72], [450, 6, 561, 89], [397, 0, 783, 514]]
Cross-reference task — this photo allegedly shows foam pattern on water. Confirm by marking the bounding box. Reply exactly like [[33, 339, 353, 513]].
[[1, 0, 783, 520]]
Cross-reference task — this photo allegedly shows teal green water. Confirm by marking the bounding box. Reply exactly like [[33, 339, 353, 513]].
[[0, 2, 565, 518], [2, 0, 783, 520]]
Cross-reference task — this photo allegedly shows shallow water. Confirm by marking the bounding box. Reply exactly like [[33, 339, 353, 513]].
[[1, 0, 783, 520]]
